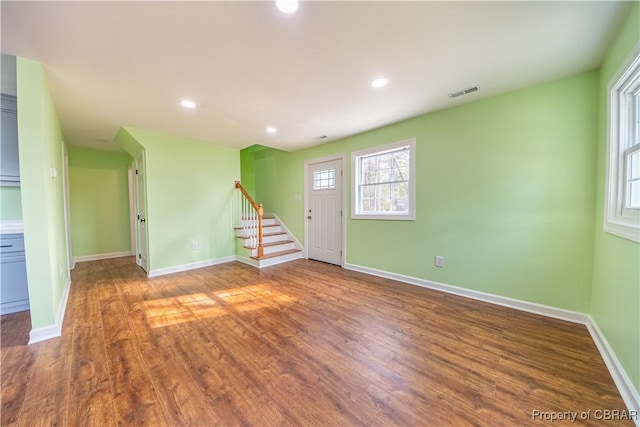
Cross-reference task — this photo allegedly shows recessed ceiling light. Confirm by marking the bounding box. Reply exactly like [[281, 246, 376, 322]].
[[275, 0, 298, 14], [266, 127, 277, 134], [370, 77, 388, 88], [180, 99, 196, 109]]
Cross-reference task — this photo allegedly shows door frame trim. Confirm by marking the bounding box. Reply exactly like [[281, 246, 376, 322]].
[[303, 153, 347, 267], [134, 151, 149, 273]]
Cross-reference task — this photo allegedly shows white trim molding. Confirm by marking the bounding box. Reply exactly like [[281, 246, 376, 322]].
[[235, 256, 259, 268], [148, 256, 237, 277], [29, 276, 71, 344], [0, 299, 30, 315], [74, 250, 134, 263], [345, 262, 639, 420], [604, 42, 640, 243], [351, 138, 416, 221], [586, 318, 640, 424], [303, 153, 347, 267], [345, 263, 588, 323]]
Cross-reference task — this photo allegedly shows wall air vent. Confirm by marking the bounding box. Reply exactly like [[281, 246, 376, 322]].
[[449, 85, 479, 98]]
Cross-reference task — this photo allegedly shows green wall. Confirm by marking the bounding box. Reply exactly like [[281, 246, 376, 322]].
[[591, 3, 640, 394], [245, 70, 599, 314], [239, 144, 261, 200], [117, 127, 240, 272], [68, 146, 132, 258], [16, 57, 70, 330], [0, 186, 22, 220]]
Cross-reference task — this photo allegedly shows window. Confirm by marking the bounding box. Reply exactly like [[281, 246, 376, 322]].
[[605, 48, 640, 242], [313, 168, 335, 190], [351, 138, 416, 220]]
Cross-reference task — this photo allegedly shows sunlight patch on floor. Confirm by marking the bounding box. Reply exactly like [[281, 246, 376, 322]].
[[144, 284, 296, 329]]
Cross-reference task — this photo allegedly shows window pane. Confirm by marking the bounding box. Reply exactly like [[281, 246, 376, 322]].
[[636, 95, 640, 146], [353, 142, 414, 218], [629, 180, 640, 208], [377, 168, 392, 183], [630, 149, 640, 180], [377, 154, 392, 170], [313, 168, 336, 190]]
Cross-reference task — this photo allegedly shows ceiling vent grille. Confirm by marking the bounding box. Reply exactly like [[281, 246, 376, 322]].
[[449, 85, 479, 98]]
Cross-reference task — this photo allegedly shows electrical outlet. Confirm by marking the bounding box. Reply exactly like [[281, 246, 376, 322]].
[[435, 256, 445, 268], [191, 241, 199, 250], [59, 264, 64, 277]]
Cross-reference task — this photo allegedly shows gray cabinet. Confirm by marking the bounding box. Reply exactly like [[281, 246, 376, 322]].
[[0, 233, 29, 314], [1, 94, 19, 185]]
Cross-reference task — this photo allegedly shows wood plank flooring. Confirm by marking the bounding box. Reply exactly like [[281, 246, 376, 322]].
[[0, 257, 633, 426]]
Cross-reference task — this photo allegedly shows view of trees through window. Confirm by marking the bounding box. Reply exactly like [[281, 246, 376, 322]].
[[359, 148, 410, 213]]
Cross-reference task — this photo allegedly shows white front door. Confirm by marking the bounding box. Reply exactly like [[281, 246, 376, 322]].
[[306, 158, 343, 265], [135, 152, 149, 272]]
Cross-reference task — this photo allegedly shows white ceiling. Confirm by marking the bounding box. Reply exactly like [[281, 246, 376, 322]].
[[1, 1, 632, 152]]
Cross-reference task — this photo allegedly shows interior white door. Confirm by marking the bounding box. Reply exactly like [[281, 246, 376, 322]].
[[307, 158, 343, 265], [135, 152, 149, 272]]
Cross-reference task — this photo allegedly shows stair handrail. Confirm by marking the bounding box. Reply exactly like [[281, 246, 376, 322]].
[[234, 181, 264, 258]]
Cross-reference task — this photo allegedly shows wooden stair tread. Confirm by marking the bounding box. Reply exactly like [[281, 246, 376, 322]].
[[262, 240, 293, 247], [237, 217, 276, 222], [237, 224, 281, 231], [236, 231, 287, 240], [243, 240, 294, 250], [251, 248, 301, 260], [243, 241, 294, 250]]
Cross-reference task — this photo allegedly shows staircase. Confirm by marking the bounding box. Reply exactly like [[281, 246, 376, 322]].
[[234, 182, 302, 268], [235, 214, 302, 267]]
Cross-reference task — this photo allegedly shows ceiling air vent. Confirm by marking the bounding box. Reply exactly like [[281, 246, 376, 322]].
[[449, 85, 479, 98]]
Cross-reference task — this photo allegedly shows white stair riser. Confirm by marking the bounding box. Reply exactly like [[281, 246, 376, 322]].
[[263, 242, 295, 255], [239, 218, 276, 227], [244, 242, 295, 257], [236, 227, 284, 240], [235, 213, 301, 267], [263, 234, 288, 244], [262, 225, 282, 234], [256, 251, 303, 268]]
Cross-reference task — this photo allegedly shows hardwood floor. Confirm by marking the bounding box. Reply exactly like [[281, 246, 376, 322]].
[[1, 257, 633, 426]]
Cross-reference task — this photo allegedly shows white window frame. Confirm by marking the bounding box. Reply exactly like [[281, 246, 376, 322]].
[[351, 138, 416, 221], [604, 45, 640, 243]]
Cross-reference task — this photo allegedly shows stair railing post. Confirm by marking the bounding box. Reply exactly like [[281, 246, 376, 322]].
[[257, 203, 264, 258], [235, 181, 265, 259]]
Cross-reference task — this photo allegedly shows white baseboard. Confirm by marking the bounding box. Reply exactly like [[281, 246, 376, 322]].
[[29, 276, 71, 344], [0, 299, 30, 315], [148, 256, 238, 278], [586, 317, 640, 425], [344, 262, 639, 419], [74, 251, 133, 263], [235, 256, 259, 268], [344, 263, 588, 324], [147, 252, 305, 277]]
